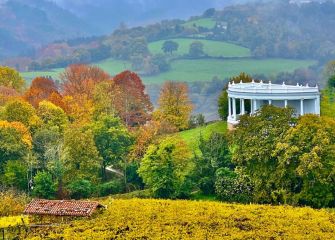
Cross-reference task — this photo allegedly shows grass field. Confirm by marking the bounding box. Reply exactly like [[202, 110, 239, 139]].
[[178, 121, 227, 151], [143, 58, 317, 84], [148, 38, 251, 57], [182, 18, 216, 29], [21, 58, 317, 85], [25, 198, 335, 239]]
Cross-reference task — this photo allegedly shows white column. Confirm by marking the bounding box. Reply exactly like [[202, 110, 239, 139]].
[[253, 99, 257, 113], [250, 99, 254, 114], [241, 99, 245, 115], [315, 97, 320, 115], [232, 98, 237, 120], [228, 97, 231, 118], [300, 99, 304, 116], [268, 99, 272, 105], [285, 100, 288, 108]]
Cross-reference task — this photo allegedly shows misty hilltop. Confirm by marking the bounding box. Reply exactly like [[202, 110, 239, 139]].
[[0, 0, 258, 59]]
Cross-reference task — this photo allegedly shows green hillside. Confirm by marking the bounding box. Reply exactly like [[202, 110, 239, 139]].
[[22, 58, 316, 85], [178, 121, 227, 149], [182, 18, 216, 29], [142, 58, 317, 84], [148, 38, 251, 57]]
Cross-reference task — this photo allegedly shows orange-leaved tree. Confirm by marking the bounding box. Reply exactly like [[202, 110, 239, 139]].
[[24, 77, 59, 108], [61, 64, 110, 99], [113, 71, 153, 127]]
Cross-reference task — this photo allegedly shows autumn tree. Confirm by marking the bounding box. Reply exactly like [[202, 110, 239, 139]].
[[63, 125, 102, 184], [154, 81, 192, 131], [0, 86, 19, 106], [0, 121, 32, 164], [37, 101, 68, 132], [2, 99, 41, 131], [0, 66, 25, 92], [113, 71, 153, 127], [93, 80, 121, 117], [61, 64, 110, 99], [24, 77, 59, 107]]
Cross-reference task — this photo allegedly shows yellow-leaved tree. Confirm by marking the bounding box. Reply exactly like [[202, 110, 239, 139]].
[[154, 81, 192, 131]]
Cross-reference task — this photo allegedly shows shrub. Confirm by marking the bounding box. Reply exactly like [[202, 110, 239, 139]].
[[0, 189, 28, 216], [96, 180, 124, 197], [32, 171, 57, 199], [67, 179, 93, 199]]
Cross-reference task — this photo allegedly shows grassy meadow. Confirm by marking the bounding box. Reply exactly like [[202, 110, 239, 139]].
[[182, 18, 216, 29], [178, 121, 227, 152], [148, 38, 251, 57], [142, 58, 317, 84], [24, 198, 335, 239], [21, 58, 317, 85]]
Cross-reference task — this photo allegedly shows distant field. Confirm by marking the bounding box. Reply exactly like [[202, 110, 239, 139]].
[[148, 38, 251, 58], [21, 58, 316, 85], [143, 58, 317, 84], [182, 18, 216, 29], [178, 121, 227, 154]]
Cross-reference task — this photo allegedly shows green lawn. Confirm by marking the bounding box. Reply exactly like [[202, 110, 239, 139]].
[[142, 58, 317, 84], [21, 59, 131, 85], [21, 58, 317, 85], [182, 18, 216, 29], [178, 121, 227, 153], [148, 38, 251, 58]]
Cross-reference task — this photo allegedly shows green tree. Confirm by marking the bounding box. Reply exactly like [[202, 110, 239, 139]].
[[273, 115, 335, 208], [0, 121, 31, 165], [232, 105, 295, 203], [218, 73, 253, 120], [194, 133, 231, 194], [32, 171, 57, 199], [327, 75, 335, 88], [67, 178, 93, 199], [33, 128, 61, 170], [2, 160, 28, 190], [63, 126, 102, 183], [324, 60, 335, 86], [37, 100, 68, 132], [0, 66, 25, 92], [138, 137, 192, 198], [189, 41, 204, 57], [2, 99, 41, 131], [162, 40, 179, 54], [92, 115, 134, 180]]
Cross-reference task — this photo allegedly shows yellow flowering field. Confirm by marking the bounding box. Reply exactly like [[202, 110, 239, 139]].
[[26, 198, 335, 239], [0, 215, 28, 228]]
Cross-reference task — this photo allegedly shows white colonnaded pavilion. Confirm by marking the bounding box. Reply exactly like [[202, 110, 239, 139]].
[[227, 80, 320, 127]]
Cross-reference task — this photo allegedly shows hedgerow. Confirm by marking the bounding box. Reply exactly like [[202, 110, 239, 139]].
[[26, 198, 335, 239]]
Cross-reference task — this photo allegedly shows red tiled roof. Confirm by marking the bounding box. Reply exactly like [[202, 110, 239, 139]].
[[24, 199, 105, 217]]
